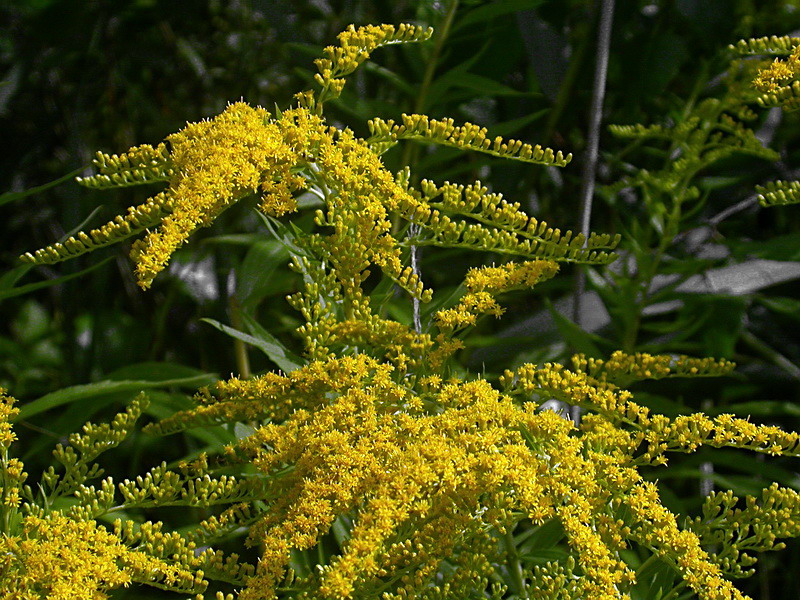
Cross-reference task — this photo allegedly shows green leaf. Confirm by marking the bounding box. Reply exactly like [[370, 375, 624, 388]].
[[546, 298, 603, 357], [0, 256, 114, 301], [489, 108, 549, 136], [516, 519, 565, 555], [202, 233, 266, 246], [11, 300, 50, 344], [237, 240, 290, 309], [636, 32, 689, 96], [16, 374, 215, 421], [636, 558, 677, 600], [756, 295, 800, 321], [710, 400, 800, 417], [445, 72, 532, 97], [104, 361, 214, 382], [697, 296, 747, 358], [257, 211, 311, 258], [201, 317, 304, 373], [451, 0, 547, 33], [242, 313, 305, 372], [0, 167, 86, 207], [728, 232, 800, 262]]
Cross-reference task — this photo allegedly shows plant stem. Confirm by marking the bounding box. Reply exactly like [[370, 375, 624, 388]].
[[661, 580, 688, 600], [504, 528, 527, 598], [634, 552, 660, 578], [229, 293, 251, 379], [573, 0, 615, 328], [740, 329, 800, 380], [398, 0, 459, 331]]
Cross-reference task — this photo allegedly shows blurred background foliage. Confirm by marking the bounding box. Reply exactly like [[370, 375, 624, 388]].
[[4, 0, 800, 597]]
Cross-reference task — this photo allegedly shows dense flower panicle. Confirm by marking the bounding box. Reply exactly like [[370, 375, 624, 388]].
[[149, 353, 787, 600], [626, 482, 748, 600], [434, 260, 559, 334], [145, 355, 391, 435], [503, 359, 800, 463], [129, 103, 304, 288], [314, 24, 433, 104], [0, 388, 257, 598], [0, 513, 204, 599]]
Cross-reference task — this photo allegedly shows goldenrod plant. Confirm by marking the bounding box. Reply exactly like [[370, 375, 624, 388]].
[[730, 35, 800, 208], [6, 21, 800, 600], [595, 48, 783, 353]]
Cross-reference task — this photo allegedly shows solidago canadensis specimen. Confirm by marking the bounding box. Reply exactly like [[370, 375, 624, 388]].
[[731, 34, 800, 207], [7, 23, 800, 600]]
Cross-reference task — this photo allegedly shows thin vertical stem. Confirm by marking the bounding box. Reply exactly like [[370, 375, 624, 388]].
[[409, 223, 422, 333], [573, 0, 615, 327], [229, 292, 251, 379], [400, 0, 460, 333]]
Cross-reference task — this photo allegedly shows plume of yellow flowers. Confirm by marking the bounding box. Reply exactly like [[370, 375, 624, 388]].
[[145, 350, 799, 600], [0, 512, 204, 598]]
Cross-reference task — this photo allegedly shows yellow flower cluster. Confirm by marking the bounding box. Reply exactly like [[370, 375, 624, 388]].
[[753, 43, 800, 93], [0, 387, 17, 450], [1, 387, 264, 597], [625, 481, 748, 600], [0, 512, 203, 599], [181, 361, 767, 600], [146, 354, 399, 435], [128, 103, 304, 288], [1, 389, 25, 524], [502, 356, 800, 466], [22, 102, 305, 289], [368, 113, 571, 166], [314, 24, 433, 104], [740, 40, 800, 110], [571, 350, 736, 387], [17, 21, 800, 600], [434, 260, 558, 333], [145, 344, 795, 600]]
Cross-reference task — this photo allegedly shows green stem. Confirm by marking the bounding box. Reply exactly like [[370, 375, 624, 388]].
[[634, 552, 660, 577], [661, 580, 688, 600], [740, 329, 800, 381], [0, 450, 10, 535], [229, 293, 251, 379], [399, 0, 460, 174], [574, 0, 615, 327], [620, 158, 704, 352], [504, 528, 527, 598]]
